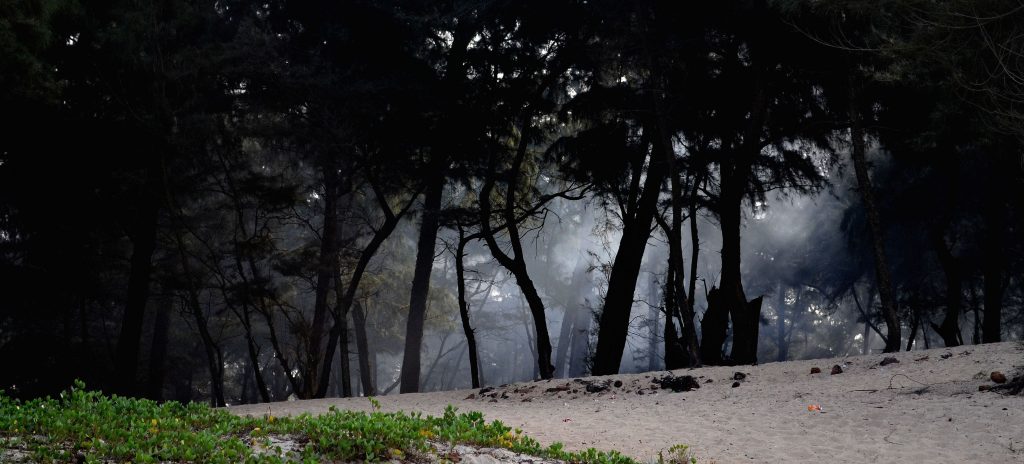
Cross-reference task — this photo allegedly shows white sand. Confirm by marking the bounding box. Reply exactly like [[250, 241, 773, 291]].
[[228, 342, 1024, 463]]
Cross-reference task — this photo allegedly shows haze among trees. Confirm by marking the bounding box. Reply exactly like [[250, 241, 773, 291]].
[[1, 0, 1022, 404]]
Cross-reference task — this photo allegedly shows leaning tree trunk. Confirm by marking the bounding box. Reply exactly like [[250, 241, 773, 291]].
[[592, 144, 668, 375], [400, 174, 444, 393], [478, 142, 555, 379], [849, 81, 901, 353], [454, 230, 481, 388]]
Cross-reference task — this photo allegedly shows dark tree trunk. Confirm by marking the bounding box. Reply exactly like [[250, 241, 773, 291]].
[[982, 202, 1005, 343], [316, 182, 413, 397], [145, 296, 172, 400], [699, 287, 729, 365], [335, 271, 353, 397], [592, 146, 668, 375], [173, 246, 226, 407], [400, 174, 444, 393], [849, 81, 901, 353], [929, 228, 963, 347], [455, 230, 481, 388], [114, 165, 161, 397], [352, 300, 375, 395], [662, 267, 687, 370], [906, 306, 920, 351], [304, 164, 340, 398], [719, 163, 760, 365], [478, 136, 555, 379]]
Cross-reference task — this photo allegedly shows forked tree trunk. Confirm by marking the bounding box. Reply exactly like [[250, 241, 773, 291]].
[[592, 141, 668, 375]]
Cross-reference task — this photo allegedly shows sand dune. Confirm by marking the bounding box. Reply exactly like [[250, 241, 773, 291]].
[[228, 342, 1024, 463]]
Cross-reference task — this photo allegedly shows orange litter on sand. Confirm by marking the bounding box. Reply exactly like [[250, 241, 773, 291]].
[[807, 404, 822, 412]]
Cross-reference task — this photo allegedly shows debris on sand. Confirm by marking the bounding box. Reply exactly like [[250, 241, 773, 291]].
[[810, 367, 822, 374], [831, 365, 843, 375], [991, 372, 1007, 384], [733, 372, 747, 381], [880, 357, 900, 366], [654, 374, 701, 392]]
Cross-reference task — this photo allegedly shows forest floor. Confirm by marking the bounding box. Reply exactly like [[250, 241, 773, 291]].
[[228, 342, 1024, 463]]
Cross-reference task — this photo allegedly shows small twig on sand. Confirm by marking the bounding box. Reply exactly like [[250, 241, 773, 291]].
[[888, 374, 931, 393]]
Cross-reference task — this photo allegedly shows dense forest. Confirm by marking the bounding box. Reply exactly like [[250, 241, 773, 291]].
[[1, 0, 1022, 406]]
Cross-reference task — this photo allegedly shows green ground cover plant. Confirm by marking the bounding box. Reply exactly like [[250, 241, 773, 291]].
[[0, 381, 695, 463]]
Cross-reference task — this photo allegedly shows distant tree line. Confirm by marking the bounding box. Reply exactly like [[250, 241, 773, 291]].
[[1, 0, 1021, 404]]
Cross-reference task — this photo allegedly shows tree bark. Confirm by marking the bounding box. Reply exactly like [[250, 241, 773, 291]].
[[400, 173, 444, 393], [351, 300, 375, 395], [849, 81, 901, 353]]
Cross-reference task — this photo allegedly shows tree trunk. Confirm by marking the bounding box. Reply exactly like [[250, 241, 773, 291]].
[[553, 255, 588, 377], [113, 165, 161, 397], [929, 228, 963, 347], [700, 287, 730, 365], [335, 271, 352, 397], [145, 296, 172, 400], [400, 174, 444, 393], [455, 231, 481, 388], [982, 202, 1005, 343], [316, 182, 413, 397], [478, 139, 555, 379], [568, 304, 592, 378], [719, 162, 759, 365], [592, 146, 668, 375], [304, 164, 340, 398], [648, 274, 661, 371], [849, 81, 901, 353], [352, 300, 375, 395], [662, 267, 687, 370], [775, 283, 788, 362]]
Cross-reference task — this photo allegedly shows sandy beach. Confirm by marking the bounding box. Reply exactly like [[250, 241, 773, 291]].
[[228, 342, 1024, 463]]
